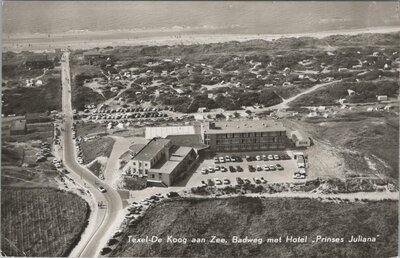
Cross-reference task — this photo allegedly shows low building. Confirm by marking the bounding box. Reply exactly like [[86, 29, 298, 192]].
[[377, 95, 388, 101], [147, 146, 197, 186], [10, 119, 27, 135], [145, 125, 197, 139], [290, 130, 311, 147], [202, 120, 287, 152], [25, 112, 51, 124], [131, 138, 171, 176]]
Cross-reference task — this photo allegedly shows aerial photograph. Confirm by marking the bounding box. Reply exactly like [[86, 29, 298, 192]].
[[1, 1, 399, 257]]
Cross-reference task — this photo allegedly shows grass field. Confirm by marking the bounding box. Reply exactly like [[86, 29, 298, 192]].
[[80, 136, 115, 164], [1, 187, 90, 257], [76, 121, 107, 137], [111, 197, 398, 258]]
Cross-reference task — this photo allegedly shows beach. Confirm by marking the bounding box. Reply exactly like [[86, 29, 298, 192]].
[[3, 26, 400, 52]]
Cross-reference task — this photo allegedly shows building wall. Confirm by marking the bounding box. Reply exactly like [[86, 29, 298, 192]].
[[204, 131, 286, 152], [147, 149, 197, 186], [131, 142, 171, 176]]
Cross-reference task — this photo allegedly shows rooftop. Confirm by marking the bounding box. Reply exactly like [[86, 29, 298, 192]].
[[291, 130, 306, 141], [203, 120, 285, 134], [145, 125, 196, 139], [132, 138, 170, 161], [10, 119, 26, 131], [150, 146, 193, 174]]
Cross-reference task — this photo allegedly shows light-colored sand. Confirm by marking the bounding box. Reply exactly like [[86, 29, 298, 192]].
[[3, 26, 400, 52]]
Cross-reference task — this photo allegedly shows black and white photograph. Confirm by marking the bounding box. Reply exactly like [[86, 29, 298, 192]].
[[1, 1, 399, 257]]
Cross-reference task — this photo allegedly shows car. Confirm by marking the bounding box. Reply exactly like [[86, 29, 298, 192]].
[[223, 178, 230, 185], [125, 214, 135, 219], [214, 166, 221, 171], [214, 157, 220, 163], [256, 155, 261, 161], [256, 165, 263, 171], [243, 178, 251, 184], [225, 156, 231, 162], [229, 166, 236, 172], [219, 157, 225, 163], [264, 165, 270, 171], [207, 179, 215, 186], [98, 186, 107, 193], [253, 178, 261, 184], [100, 247, 112, 256], [236, 177, 244, 185], [220, 166, 227, 172], [268, 154, 274, 160], [276, 164, 284, 170], [214, 179, 222, 185], [234, 156, 242, 162], [269, 165, 276, 171], [246, 155, 252, 162], [262, 155, 267, 161], [201, 180, 207, 186], [201, 168, 208, 174], [260, 177, 267, 184], [236, 166, 243, 172], [230, 156, 236, 162], [208, 167, 215, 173], [293, 173, 306, 179], [248, 165, 256, 172], [274, 154, 280, 160]]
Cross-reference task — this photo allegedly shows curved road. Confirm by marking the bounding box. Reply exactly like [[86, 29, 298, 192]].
[[61, 52, 123, 257]]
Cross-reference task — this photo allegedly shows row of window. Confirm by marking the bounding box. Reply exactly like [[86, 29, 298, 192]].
[[214, 144, 285, 151], [210, 131, 285, 139], [215, 137, 285, 145]]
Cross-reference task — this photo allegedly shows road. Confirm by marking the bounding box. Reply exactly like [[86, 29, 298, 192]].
[[60, 52, 123, 257]]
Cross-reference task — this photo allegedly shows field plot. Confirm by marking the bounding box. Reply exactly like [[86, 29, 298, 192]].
[[1, 187, 90, 257], [111, 197, 398, 258], [80, 136, 115, 164]]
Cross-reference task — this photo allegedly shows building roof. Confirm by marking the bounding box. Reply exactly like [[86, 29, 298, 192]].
[[203, 120, 285, 134], [145, 125, 196, 139], [150, 146, 194, 174], [291, 130, 307, 141], [10, 119, 26, 131], [166, 134, 209, 150], [132, 138, 170, 161]]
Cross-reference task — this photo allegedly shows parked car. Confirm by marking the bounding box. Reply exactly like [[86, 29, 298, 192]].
[[276, 164, 284, 170], [256, 165, 263, 171], [256, 155, 261, 161], [207, 179, 215, 186], [243, 178, 251, 184], [262, 155, 267, 161], [293, 173, 306, 179], [260, 177, 267, 184], [236, 177, 244, 185], [253, 178, 261, 184], [219, 157, 225, 163], [246, 155, 252, 162], [248, 165, 256, 172], [98, 186, 107, 193], [214, 166, 221, 171], [214, 157, 219, 163], [208, 167, 215, 173], [274, 154, 280, 160], [201, 168, 208, 174], [264, 165, 270, 171], [230, 156, 236, 162], [236, 166, 243, 172], [268, 154, 274, 160], [225, 156, 231, 162], [223, 178, 230, 185], [214, 179, 222, 185], [220, 166, 227, 172], [269, 165, 276, 171], [229, 166, 236, 172], [201, 180, 207, 186]]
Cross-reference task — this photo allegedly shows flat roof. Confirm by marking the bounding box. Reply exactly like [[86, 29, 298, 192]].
[[132, 138, 170, 161], [203, 120, 285, 134], [145, 125, 196, 139], [292, 130, 307, 141], [150, 147, 193, 174], [10, 120, 26, 131]]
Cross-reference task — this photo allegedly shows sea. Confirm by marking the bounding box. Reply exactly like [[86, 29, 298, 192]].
[[2, 1, 400, 36]]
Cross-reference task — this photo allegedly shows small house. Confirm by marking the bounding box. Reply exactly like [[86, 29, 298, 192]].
[[290, 130, 311, 147], [10, 119, 27, 135], [377, 95, 388, 101]]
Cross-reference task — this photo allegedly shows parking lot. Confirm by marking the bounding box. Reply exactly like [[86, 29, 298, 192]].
[[185, 150, 306, 187]]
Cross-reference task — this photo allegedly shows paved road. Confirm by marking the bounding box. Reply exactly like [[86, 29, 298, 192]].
[[60, 52, 123, 257]]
